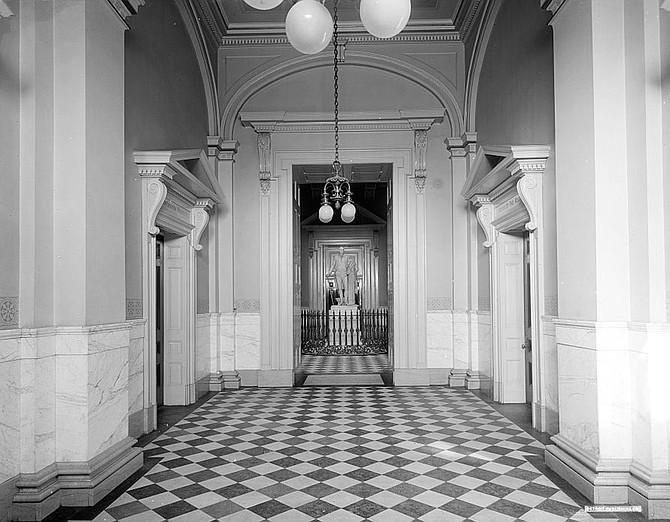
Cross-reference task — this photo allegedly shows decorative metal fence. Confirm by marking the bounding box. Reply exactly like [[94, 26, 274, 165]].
[[301, 308, 388, 355]]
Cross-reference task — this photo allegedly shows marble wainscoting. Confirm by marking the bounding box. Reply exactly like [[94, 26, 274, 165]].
[[546, 320, 632, 510], [196, 314, 213, 398], [475, 311, 492, 397], [6, 323, 143, 521], [627, 322, 670, 519], [0, 328, 22, 521], [127, 321, 145, 439], [234, 313, 261, 387], [426, 310, 453, 385], [539, 316, 559, 435]]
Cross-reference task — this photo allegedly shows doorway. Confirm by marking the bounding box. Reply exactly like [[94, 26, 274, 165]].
[[156, 236, 164, 407], [294, 164, 392, 385]]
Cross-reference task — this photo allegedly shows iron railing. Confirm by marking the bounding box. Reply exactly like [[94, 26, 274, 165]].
[[301, 308, 388, 355]]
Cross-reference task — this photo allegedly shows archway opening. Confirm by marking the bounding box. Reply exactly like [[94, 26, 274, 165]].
[[293, 163, 393, 386]]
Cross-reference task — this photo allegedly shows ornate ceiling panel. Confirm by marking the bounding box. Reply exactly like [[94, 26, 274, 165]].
[[204, 0, 464, 36]]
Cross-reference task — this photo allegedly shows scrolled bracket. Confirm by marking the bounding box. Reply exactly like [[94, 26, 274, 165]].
[[516, 175, 539, 232], [147, 179, 167, 236], [190, 199, 213, 251], [471, 195, 497, 248]]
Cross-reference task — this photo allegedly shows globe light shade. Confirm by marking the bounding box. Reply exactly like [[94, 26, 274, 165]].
[[359, 0, 411, 39], [341, 202, 356, 223], [319, 204, 334, 223], [285, 0, 334, 55], [242, 0, 284, 10]]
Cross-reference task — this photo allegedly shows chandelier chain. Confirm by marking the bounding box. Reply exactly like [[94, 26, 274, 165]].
[[333, 0, 339, 165]]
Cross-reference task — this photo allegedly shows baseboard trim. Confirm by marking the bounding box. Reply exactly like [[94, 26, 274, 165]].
[[429, 368, 449, 385], [128, 409, 144, 439], [238, 370, 258, 387], [12, 438, 143, 521], [448, 368, 467, 387], [258, 369, 293, 388], [393, 369, 430, 386], [545, 436, 630, 505], [222, 371, 241, 390]]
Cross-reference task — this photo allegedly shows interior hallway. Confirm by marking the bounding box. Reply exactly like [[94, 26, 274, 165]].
[[45, 387, 646, 522]]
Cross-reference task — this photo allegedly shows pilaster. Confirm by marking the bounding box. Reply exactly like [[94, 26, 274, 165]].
[[447, 134, 477, 388], [207, 137, 240, 388]]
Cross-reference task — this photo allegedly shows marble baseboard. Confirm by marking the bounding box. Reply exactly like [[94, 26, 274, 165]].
[[394, 369, 430, 386], [545, 435, 630, 505], [465, 370, 483, 390], [629, 463, 670, 520], [238, 370, 259, 387], [13, 438, 142, 521], [428, 368, 449, 385], [448, 368, 467, 387], [221, 371, 241, 390], [196, 375, 210, 400], [127, 409, 144, 439], [534, 402, 559, 435], [258, 370, 293, 388]]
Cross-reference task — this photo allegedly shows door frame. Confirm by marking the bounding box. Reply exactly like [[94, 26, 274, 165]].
[[463, 145, 551, 428], [135, 150, 216, 431]]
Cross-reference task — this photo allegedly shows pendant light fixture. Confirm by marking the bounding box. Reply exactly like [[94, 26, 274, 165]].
[[318, 0, 355, 224], [242, 0, 412, 55]]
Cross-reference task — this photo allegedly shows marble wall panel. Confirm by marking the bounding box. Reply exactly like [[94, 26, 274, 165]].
[[55, 353, 88, 462], [34, 348, 56, 472], [477, 312, 492, 382], [220, 313, 235, 372], [556, 342, 599, 456], [426, 311, 453, 368], [541, 316, 559, 415], [88, 347, 129, 459], [196, 314, 211, 381], [128, 336, 144, 417], [452, 311, 469, 370], [235, 313, 261, 370], [0, 358, 20, 483]]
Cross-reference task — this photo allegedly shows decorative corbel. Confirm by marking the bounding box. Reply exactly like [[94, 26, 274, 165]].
[[471, 195, 497, 248], [509, 158, 546, 232], [516, 175, 539, 231], [258, 132, 272, 196], [413, 128, 428, 194], [147, 179, 167, 236], [190, 199, 213, 251]]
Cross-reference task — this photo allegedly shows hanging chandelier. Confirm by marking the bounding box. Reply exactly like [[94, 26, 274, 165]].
[[242, 0, 412, 55], [318, 0, 355, 223]]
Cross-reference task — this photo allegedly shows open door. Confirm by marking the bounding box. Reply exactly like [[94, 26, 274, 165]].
[[163, 234, 191, 405], [497, 232, 525, 403], [523, 233, 533, 404], [156, 237, 165, 406]]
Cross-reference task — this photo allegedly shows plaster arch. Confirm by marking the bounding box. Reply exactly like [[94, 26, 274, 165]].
[[220, 51, 464, 140]]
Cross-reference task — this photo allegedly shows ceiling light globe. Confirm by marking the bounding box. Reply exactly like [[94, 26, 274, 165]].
[[319, 204, 334, 223], [359, 0, 411, 39], [285, 0, 334, 54], [242, 0, 284, 10], [341, 202, 356, 223]]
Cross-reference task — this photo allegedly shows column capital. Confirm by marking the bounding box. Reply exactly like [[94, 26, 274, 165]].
[[445, 132, 477, 158], [207, 136, 239, 161]]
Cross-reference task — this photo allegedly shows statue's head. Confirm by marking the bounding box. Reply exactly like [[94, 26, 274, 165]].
[[339, 247, 344, 255]]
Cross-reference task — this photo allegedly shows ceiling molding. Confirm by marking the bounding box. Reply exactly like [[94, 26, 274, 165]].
[[222, 30, 460, 47], [239, 110, 445, 135]]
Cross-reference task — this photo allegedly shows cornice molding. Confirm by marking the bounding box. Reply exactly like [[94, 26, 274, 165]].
[[461, 145, 551, 200], [239, 110, 445, 135], [222, 30, 460, 47], [454, 0, 485, 42]]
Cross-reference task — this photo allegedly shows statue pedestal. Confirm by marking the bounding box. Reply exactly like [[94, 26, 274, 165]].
[[329, 305, 360, 346]]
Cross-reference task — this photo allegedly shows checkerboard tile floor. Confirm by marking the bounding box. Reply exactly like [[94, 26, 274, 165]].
[[299, 354, 391, 374], [93, 387, 606, 522]]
